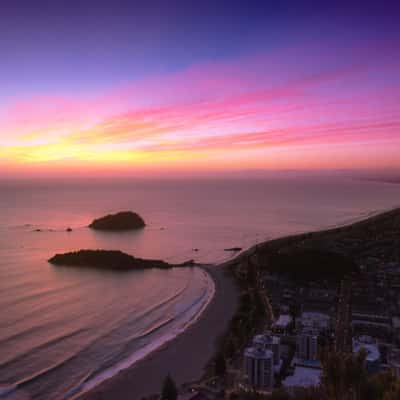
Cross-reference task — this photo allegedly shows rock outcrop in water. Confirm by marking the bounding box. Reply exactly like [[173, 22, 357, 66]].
[[89, 211, 145, 231], [224, 247, 242, 252], [48, 249, 171, 270]]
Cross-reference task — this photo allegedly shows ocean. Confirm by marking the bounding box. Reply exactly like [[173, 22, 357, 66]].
[[1, 176, 399, 399]]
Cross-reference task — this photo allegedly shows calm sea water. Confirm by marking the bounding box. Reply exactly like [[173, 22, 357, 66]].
[[0, 176, 399, 399]]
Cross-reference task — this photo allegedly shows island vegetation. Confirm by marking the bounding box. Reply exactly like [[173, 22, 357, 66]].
[[89, 211, 145, 231], [161, 375, 178, 400], [48, 249, 172, 270]]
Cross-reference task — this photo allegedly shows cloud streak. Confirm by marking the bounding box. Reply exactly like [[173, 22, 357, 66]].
[[1, 40, 399, 172]]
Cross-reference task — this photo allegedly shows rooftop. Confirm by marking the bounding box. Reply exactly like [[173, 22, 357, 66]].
[[244, 346, 274, 360], [353, 339, 380, 363], [299, 312, 330, 329], [283, 366, 321, 388], [253, 334, 280, 346], [274, 314, 292, 328], [392, 317, 400, 329]]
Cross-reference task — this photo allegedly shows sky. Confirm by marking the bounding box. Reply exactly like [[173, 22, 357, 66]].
[[1, 0, 400, 177]]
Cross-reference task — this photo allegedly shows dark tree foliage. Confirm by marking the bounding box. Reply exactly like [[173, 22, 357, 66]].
[[266, 249, 359, 282], [161, 374, 178, 400], [213, 259, 268, 370], [246, 257, 258, 285], [268, 388, 291, 400], [215, 352, 227, 376]]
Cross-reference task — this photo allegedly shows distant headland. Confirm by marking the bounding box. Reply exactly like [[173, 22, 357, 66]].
[[89, 211, 145, 231]]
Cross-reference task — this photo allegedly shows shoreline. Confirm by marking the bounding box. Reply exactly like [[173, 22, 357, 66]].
[[69, 267, 215, 400], [76, 206, 400, 400], [77, 265, 238, 400], [225, 205, 400, 267]]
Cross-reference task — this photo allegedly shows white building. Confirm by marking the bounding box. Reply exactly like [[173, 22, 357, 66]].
[[297, 331, 318, 361], [244, 347, 274, 389], [244, 336, 275, 389], [353, 336, 381, 373], [273, 314, 292, 332], [252, 333, 281, 365], [296, 311, 330, 333]]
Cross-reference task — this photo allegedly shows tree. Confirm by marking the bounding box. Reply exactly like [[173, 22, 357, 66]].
[[269, 388, 291, 400], [292, 387, 323, 400], [366, 370, 400, 400], [319, 349, 369, 400], [215, 352, 226, 376], [161, 374, 178, 400], [383, 380, 400, 400]]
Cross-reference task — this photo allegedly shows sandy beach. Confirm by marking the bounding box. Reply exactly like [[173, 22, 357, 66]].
[[77, 265, 238, 400]]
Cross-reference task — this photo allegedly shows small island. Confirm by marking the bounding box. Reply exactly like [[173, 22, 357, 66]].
[[224, 247, 242, 252], [48, 249, 171, 270], [89, 211, 145, 231]]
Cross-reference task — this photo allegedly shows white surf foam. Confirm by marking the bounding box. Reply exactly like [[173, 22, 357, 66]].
[[67, 267, 215, 400]]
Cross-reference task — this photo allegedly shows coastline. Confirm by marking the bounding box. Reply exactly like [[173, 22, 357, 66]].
[[75, 207, 400, 400], [77, 265, 238, 400], [224, 205, 400, 267]]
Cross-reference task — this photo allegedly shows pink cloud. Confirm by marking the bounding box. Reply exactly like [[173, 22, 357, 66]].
[[1, 40, 399, 171]]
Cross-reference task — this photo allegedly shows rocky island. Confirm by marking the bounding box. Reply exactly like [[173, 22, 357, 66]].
[[89, 211, 145, 231], [48, 249, 171, 270]]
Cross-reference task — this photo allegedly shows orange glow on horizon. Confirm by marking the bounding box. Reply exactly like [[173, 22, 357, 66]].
[[1, 49, 400, 176]]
